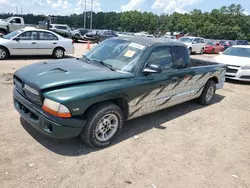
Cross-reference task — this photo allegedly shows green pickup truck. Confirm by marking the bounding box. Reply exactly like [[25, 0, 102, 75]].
[[13, 37, 226, 148]]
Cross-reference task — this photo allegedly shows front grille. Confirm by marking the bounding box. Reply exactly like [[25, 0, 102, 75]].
[[14, 76, 42, 105], [226, 68, 238, 73], [240, 76, 250, 79]]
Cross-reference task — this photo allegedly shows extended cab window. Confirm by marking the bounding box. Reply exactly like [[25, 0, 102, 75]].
[[171, 46, 188, 69], [193, 38, 199, 44], [147, 46, 173, 70], [17, 31, 37, 40]]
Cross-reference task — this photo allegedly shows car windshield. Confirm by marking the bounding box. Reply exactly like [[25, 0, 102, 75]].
[[178, 37, 193, 43], [223, 47, 250, 58], [4, 17, 12, 22], [3, 30, 22, 39], [82, 39, 146, 72], [206, 41, 215, 45]]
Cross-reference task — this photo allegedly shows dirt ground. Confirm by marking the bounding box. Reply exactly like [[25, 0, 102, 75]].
[[1, 43, 250, 188]]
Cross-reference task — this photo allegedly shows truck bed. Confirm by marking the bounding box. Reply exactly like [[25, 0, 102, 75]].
[[189, 58, 219, 67]]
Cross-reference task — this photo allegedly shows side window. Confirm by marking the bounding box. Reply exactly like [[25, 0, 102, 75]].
[[10, 18, 21, 24], [18, 31, 37, 40], [200, 38, 205, 43], [193, 38, 199, 44], [171, 46, 188, 69], [39, 32, 58, 40], [147, 46, 173, 70]]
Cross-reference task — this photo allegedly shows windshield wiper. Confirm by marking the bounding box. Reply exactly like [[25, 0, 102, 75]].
[[80, 55, 91, 64], [92, 59, 116, 71]]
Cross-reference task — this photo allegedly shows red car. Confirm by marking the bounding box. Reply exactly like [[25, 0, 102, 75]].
[[204, 41, 224, 54]]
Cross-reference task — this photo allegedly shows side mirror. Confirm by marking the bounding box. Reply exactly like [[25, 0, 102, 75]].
[[13, 37, 20, 41], [143, 64, 162, 74]]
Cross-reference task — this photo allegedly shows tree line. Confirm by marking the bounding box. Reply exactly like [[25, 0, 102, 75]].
[[0, 4, 250, 40]]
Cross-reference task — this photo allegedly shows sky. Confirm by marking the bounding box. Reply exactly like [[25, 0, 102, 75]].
[[0, 0, 249, 15]]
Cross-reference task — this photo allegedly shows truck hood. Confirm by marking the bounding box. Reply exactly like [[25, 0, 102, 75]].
[[15, 58, 133, 90], [214, 55, 250, 66]]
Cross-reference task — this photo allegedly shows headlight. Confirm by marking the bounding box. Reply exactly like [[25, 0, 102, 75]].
[[42, 98, 71, 118], [241, 66, 250, 70], [24, 84, 39, 95]]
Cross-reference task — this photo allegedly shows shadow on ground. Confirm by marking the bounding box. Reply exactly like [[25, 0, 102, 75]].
[[21, 94, 225, 156]]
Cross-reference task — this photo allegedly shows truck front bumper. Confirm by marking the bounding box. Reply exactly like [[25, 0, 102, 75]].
[[13, 89, 85, 139]]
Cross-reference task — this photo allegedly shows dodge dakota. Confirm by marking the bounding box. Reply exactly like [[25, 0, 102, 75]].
[[13, 36, 226, 148]]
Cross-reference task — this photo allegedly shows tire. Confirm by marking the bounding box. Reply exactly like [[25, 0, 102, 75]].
[[0, 47, 9, 60], [200, 48, 204, 54], [80, 102, 124, 148], [53, 47, 65, 59], [189, 48, 192, 55], [198, 80, 216, 105], [0, 29, 7, 36]]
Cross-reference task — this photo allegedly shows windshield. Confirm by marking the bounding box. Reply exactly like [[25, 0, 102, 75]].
[[178, 37, 193, 43], [82, 39, 146, 72], [4, 17, 12, 22], [206, 41, 215, 45], [3, 30, 22, 39], [223, 47, 250, 58]]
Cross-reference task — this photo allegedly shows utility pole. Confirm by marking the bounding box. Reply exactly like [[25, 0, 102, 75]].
[[16, 7, 18, 14], [84, 0, 87, 29], [90, 0, 93, 29]]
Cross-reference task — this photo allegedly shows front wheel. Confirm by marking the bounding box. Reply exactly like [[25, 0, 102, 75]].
[[0, 47, 9, 60], [189, 48, 192, 55], [198, 80, 216, 105], [80, 103, 124, 148]]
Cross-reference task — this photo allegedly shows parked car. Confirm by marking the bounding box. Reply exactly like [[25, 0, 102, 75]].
[[178, 37, 206, 54], [204, 41, 224, 54], [162, 35, 177, 40], [84, 30, 117, 43], [214, 46, 250, 82], [219, 40, 233, 51], [0, 17, 25, 35], [49, 24, 72, 37], [233, 40, 249, 45], [71, 28, 90, 42], [0, 28, 74, 60], [13, 36, 226, 148]]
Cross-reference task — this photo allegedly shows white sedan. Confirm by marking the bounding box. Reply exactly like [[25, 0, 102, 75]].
[[214, 45, 250, 82], [0, 28, 74, 60]]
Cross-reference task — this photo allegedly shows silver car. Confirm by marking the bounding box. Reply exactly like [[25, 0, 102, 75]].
[[0, 28, 74, 60]]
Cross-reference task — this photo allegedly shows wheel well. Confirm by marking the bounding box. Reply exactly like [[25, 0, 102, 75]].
[[0, 28, 7, 34], [53, 47, 65, 52], [209, 76, 219, 84], [83, 98, 129, 120], [0, 45, 10, 55]]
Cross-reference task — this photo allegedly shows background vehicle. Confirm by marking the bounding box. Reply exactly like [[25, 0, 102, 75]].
[[0, 17, 25, 35], [0, 28, 74, 59], [49, 24, 72, 37], [162, 35, 177, 40], [233, 40, 249, 45], [214, 46, 250, 82], [71, 28, 90, 42], [178, 37, 205, 54], [219, 40, 233, 51], [84, 30, 117, 43], [204, 41, 224, 54], [13, 37, 225, 148]]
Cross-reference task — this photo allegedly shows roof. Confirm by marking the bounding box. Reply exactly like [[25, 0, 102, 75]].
[[232, 45, 250, 48], [22, 27, 56, 33], [115, 36, 186, 47]]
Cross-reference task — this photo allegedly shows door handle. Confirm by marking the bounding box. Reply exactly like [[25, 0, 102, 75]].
[[53, 42, 57, 44], [31, 42, 36, 44]]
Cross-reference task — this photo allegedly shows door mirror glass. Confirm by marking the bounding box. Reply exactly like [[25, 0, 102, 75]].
[[143, 64, 162, 73]]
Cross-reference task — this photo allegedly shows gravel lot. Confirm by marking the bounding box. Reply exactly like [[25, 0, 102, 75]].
[[1, 43, 250, 188]]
